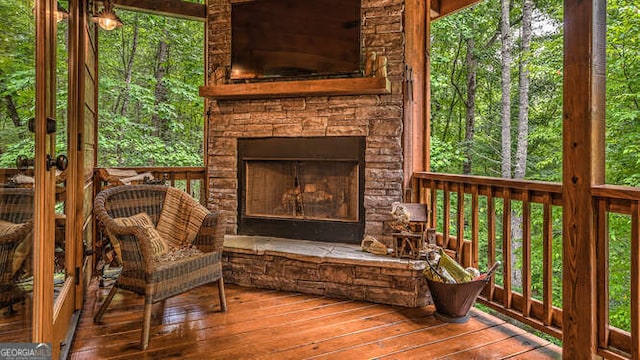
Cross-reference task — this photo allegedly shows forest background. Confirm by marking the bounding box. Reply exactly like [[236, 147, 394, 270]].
[[0, 0, 637, 336]]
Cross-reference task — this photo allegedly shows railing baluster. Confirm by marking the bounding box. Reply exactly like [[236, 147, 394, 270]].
[[456, 184, 465, 262], [522, 190, 532, 318], [443, 182, 451, 250], [596, 197, 610, 349], [186, 171, 192, 195], [471, 184, 479, 269], [631, 200, 640, 358], [502, 188, 512, 309], [543, 193, 553, 326], [430, 179, 438, 230], [488, 187, 496, 302]]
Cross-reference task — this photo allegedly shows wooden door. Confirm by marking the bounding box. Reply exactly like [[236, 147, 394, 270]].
[[33, 0, 78, 357], [0, 2, 80, 355]]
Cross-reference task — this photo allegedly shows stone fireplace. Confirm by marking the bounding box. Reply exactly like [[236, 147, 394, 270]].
[[203, 0, 419, 246], [238, 136, 365, 243], [201, 0, 431, 307], [206, 97, 404, 245]]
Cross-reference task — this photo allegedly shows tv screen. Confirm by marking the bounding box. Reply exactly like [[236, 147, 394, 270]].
[[231, 0, 362, 80]]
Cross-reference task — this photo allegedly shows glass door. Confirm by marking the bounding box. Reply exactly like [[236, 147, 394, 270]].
[[50, 0, 78, 356], [0, 1, 76, 357]]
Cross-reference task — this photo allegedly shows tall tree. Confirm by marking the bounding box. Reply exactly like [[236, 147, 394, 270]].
[[515, 0, 532, 180], [151, 29, 170, 142], [500, 0, 512, 178], [113, 13, 140, 116], [462, 38, 477, 174]]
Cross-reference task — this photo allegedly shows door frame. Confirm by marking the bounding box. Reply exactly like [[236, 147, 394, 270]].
[[33, 0, 84, 356]]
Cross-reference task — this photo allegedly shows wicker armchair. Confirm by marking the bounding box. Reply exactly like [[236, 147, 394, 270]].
[[0, 188, 33, 315], [93, 185, 227, 350]]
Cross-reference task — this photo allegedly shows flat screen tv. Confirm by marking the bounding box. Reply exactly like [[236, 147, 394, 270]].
[[231, 0, 362, 80]]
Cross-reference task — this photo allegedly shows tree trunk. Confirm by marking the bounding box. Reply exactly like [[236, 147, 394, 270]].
[[463, 38, 477, 175], [0, 74, 22, 127], [509, 0, 533, 290], [445, 37, 465, 142], [500, 0, 521, 288], [113, 14, 140, 116], [500, 0, 512, 179], [515, 0, 532, 180], [151, 30, 170, 141], [4, 94, 21, 127]]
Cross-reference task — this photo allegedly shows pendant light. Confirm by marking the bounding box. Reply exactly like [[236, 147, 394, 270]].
[[92, 0, 123, 31]]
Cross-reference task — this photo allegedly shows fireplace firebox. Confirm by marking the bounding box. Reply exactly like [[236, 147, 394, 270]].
[[238, 137, 365, 243]]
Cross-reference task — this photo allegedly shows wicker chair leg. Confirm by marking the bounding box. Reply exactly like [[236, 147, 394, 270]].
[[218, 278, 227, 312], [140, 301, 153, 350], [93, 285, 118, 322]]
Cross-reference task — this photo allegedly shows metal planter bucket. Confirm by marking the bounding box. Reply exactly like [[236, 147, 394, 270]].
[[426, 277, 489, 323]]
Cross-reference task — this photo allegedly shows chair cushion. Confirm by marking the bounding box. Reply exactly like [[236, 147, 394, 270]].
[[154, 245, 204, 263], [156, 188, 208, 249], [109, 212, 168, 261]]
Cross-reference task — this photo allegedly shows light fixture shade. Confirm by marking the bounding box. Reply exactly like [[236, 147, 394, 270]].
[[92, 0, 123, 30], [92, 10, 123, 30]]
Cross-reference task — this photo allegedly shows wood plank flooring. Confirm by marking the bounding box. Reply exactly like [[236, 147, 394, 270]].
[[69, 280, 562, 359]]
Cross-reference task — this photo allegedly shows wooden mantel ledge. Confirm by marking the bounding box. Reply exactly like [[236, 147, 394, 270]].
[[198, 76, 390, 100]]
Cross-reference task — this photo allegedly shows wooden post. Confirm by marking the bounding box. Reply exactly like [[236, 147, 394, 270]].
[[425, 0, 431, 173], [562, 0, 605, 356], [33, 0, 56, 346], [403, 0, 428, 190]]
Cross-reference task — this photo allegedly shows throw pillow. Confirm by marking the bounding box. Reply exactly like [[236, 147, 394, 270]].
[[110, 212, 168, 261]]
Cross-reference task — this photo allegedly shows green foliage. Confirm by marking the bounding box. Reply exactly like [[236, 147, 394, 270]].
[[97, 10, 204, 167], [0, 0, 35, 166], [605, 0, 640, 187]]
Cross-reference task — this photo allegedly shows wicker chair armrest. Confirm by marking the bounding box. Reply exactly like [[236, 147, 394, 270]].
[[115, 230, 158, 274], [192, 212, 226, 253], [95, 212, 156, 273], [0, 221, 32, 244]]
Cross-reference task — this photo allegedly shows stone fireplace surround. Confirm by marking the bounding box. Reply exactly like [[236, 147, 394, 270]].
[[206, 0, 406, 245], [204, 0, 423, 306]]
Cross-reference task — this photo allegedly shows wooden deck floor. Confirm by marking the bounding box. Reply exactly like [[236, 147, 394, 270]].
[[69, 280, 562, 359]]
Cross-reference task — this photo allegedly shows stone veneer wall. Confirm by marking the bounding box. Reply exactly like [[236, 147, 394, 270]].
[[205, 0, 406, 244], [222, 237, 431, 307]]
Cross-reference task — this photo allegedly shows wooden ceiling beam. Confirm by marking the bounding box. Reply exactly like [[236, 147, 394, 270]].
[[430, 0, 482, 20], [430, 0, 441, 18], [111, 0, 206, 21]]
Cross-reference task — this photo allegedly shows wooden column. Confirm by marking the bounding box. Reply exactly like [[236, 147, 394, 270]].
[[33, 0, 57, 345], [562, 0, 606, 356], [425, 1, 431, 173], [403, 0, 428, 195]]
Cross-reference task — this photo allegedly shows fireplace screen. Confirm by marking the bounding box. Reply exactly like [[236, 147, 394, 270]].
[[245, 160, 359, 222]]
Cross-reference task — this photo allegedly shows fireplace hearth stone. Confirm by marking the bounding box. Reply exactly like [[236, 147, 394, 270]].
[[222, 235, 432, 307]]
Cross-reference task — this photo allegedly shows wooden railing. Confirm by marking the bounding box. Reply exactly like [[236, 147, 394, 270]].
[[413, 172, 638, 359], [94, 166, 207, 204], [592, 184, 640, 359]]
